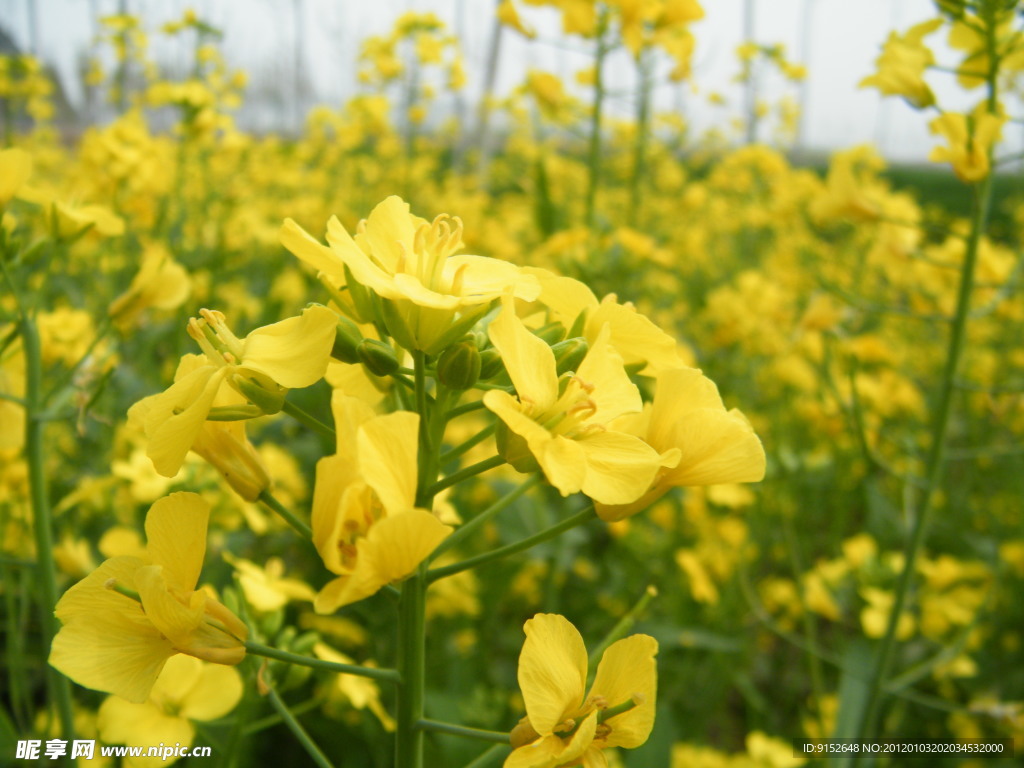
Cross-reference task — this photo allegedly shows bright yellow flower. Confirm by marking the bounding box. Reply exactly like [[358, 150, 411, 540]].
[[98, 655, 242, 768], [506, 613, 657, 768], [282, 196, 539, 352], [595, 367, 765, 521], [0, 148, 32, 207], [50, 493, 247, 703], [128, 306, 336, 477], [484, 298, 675, 505], [928, 106, 1006, 183], [312, 392, 451, 612]]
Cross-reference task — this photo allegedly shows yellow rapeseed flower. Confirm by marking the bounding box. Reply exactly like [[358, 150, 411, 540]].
[[507, 613, 657, 768], [311, 392, 451, 612], [50, 493, 247, 703], [484, 298, 675, 505]]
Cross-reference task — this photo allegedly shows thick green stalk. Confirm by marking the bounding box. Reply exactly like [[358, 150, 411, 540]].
[[852, 166, 994, 747], [22, 317, 76, 744]]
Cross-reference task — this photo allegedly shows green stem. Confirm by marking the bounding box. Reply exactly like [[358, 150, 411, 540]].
[[852, 146, 995, 746], [244, 641, 401, 684], [463, 744, 511, 768], [588, 585, 657, 671], [428, 506, 596, 583], [440, 423, 496, 464], [415, 719, 509, 744], [584, 11, 610, 229], [243, 698, 322, 735], [266, 688, 337, 768], [396, 348, 440, 768], [627, 49, 652, 227], [22, 316, 76, 745], [281, 398, 335, 441], [428, 455, 505, 496], [429, 476, 540, 563], [256, 490, 313, 540], [444, 399, 487, 420]]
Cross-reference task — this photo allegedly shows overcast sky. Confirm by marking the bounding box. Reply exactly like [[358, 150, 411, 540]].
[[2, 0, 1020, 162]]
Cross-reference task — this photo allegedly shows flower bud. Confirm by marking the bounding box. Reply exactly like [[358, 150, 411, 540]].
[[357, 338, 400, 377], [533, 323, 566, 345], [231, 373, 286, 415], [191, 423, 271, 502], [551, 337, 588, 375], [437, 340, 481, 390], [478, 347, 505, 380], [331, 315, 365, 364]]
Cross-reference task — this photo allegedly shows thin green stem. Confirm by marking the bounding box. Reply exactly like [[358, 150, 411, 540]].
[[256, 490, 312, 539], [853, 126, 996, 747], [428, 506, 596, 583], [244, 641, 401, 684], [266, 688, 337, 768], [22, 316, 76, 744], [428, 455, 505, 496], [429, 476, 540, 563], [588, 585, 657, 671], [415, 719, 509, 744], [440, 423, 496, 464], [463, 744, 511, 768], [242, 697, 322, 735], [445, 399, 488, 420], [281, 398, 335, 441], [628, 50, 652, 227]]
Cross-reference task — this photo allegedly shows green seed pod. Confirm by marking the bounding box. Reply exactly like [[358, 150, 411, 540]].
[[437, 340, 482, 390], [552, 337, 588, 375], [331, 315, 364, 364], [357, 338, 400, 377]]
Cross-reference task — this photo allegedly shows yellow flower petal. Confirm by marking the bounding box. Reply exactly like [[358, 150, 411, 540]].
[[280, 218, 346, 280], [98, 697, 194, 758], [589, 634, 658, 748], [488, 298, 557, 410], [177, 663, 243, 721], [144, 492, 209, 591], [240, 305, 337, 389], [50, 560, 174, 703], [576, 430, 667, 505], [358, 410, 419, 516], [518, 614, 587, 736], [0, 148, 32, 206]]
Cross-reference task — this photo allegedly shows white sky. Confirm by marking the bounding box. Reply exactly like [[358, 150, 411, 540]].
[[3, 0, 1020, 162]]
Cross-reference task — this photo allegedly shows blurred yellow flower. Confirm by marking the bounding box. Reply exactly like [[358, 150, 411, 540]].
[[859, 18, 942, 108], [928, 106, 1006, 183], [0, 148, 32, 207]]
